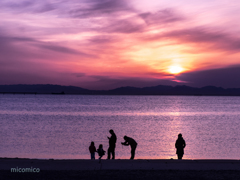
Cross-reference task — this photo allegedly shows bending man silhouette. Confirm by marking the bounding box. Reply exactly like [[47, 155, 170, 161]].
[[175, 133, 186, 159], [107, 129, 117, 159], [121, 136, 137, 159]]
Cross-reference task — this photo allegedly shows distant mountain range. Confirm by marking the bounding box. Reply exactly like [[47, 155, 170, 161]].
[[0, 84, 240, 96]]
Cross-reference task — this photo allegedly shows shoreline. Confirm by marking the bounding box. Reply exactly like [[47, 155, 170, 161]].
[[2, 158, 240, 180], [1, 158, 240, 170]]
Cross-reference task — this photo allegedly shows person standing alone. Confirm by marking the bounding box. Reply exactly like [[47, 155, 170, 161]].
[[107, 129, 117, 159], [175, 133, 186, 159]]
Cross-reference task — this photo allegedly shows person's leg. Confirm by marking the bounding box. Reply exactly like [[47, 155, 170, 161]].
[[91, 153, 95, 160], [107, 147, 111, 159], [180, 154, 183, 159], [99, 156, 102, 163], [130, 145, 137, 159], [177, 153, 183, 159], [112, 147, 115, 159]]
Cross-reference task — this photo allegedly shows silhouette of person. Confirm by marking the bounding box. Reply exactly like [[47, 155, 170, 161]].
[[121, 136, 137, 159], [97, 144, 106, 160], [175, 133, 186, 159], [89, 141, 97, 160], [107, 129, 117, 159]]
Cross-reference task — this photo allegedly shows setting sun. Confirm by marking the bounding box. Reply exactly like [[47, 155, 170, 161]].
[[168, 66, 183, 74]]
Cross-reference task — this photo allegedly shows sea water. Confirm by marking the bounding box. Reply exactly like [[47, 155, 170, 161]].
[[0, 94, 239, 159]]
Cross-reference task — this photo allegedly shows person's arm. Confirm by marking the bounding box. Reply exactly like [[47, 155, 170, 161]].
[[183, 140, 186, 148], [121, 141, 129, 146]]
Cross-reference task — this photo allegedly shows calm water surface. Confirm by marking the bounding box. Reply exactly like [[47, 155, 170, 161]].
[[0, 95, 240, 159]]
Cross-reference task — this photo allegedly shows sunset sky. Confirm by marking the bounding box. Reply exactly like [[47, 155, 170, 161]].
[[1, 0, 240, 90]]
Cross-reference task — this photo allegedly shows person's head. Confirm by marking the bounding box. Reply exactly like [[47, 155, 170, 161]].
[[109, 129, 114, 134], [90, 141, 94, 146], [99, 144, 103, 148], [123, 136, 128, 140], [178, 133, 182, 138]]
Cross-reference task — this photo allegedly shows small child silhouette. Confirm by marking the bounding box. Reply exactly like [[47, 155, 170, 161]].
[[97, 144, 106, 160], [89, 141, 97, 160]]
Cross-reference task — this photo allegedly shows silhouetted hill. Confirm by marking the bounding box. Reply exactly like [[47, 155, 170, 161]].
[[0, 84, 92, 94], [0, 84, 240, 95]]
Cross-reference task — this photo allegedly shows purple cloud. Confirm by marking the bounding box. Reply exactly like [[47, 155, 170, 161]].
[[105, 18, 145, 34], [68, 0, 133, 18], [72, 73, 86, 78], [139, 9, 184, 25], [0, 33, 94, 58], [1, 0, 56, 14], [88, 35, 117, 44], [36, 44, 94, 57], [176, 65, 240, 88]]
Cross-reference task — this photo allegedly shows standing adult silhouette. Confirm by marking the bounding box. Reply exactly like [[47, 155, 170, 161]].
[[121, 136, 137, 159], [107, 129, 117, 159], [175, 133, 186, 159]]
